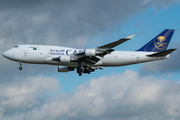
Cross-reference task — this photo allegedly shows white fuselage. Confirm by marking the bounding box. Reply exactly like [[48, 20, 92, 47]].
[[2, 45, 169, 67]]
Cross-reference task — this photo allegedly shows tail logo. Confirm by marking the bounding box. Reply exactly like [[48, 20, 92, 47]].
[[154, 36, 167, 50]]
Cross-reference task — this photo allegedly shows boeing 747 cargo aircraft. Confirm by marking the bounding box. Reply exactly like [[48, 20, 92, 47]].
[[2, 29, 176, 76]]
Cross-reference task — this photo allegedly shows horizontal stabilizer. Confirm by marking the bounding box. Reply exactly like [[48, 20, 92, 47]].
[[147, 49, 176, 57]]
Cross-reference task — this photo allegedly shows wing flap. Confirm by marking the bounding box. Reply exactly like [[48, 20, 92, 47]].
[[79, 56, 101, 65]]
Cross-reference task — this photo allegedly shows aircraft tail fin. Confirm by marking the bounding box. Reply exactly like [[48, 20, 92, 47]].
[[138, 29, 175, 52]]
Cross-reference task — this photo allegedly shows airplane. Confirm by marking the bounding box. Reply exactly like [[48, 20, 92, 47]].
[[2, 29, 176, 76]]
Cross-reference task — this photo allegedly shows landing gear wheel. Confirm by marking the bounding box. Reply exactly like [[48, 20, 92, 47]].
[[79, 73, 82, 76], [18, 62, 22, 70], [19, 67, 22, 70], [77, 66, 83, 73]]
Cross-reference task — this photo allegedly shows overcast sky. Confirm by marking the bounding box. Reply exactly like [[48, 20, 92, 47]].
[[1, 0, 180, 120]]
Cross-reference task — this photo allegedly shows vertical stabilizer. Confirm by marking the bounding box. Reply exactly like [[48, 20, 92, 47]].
[[138, 29, 175, 52]]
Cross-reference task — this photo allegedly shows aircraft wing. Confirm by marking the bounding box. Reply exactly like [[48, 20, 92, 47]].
[[68, 34, 135, 65], [97, 34, 135, 49], [52, 55, 100, 65], [52, 34, 135, 66], [73, 33, 135, 57], [78, 56, 101, 65]]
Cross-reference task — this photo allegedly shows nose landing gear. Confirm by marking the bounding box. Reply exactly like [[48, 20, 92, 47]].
[[19, 62, 22, 70], [19, 67, 22, 70]]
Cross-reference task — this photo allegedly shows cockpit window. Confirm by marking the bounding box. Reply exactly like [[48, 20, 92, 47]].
[[14, 46, 18, 48]]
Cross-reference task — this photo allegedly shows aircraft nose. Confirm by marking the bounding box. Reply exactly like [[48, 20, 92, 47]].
[[2, 50, 14, 59], [2, 52, 5, 57], [2, 52, 7, 57]]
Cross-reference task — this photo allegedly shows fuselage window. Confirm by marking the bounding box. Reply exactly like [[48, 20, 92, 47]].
[[14, 46, 18, 48]]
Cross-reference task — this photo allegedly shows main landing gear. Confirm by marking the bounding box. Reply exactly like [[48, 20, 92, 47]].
[[79, 73, 82, 76], [76, 64, 92, 76], [19, 62, 22, 70], [77, 65, 83, 76]]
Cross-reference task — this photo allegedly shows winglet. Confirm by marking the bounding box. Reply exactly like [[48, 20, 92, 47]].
[[126, 34, 135, 39]]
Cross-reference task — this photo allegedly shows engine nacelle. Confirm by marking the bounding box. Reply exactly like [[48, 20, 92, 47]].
[[58, 66, 75, 72], [59, 55, 71, 62], [84, 49, 103, 56], [85, 49, 96, 56]]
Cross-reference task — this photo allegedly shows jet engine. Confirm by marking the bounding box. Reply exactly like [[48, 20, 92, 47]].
[[59, 55, 71, 62], [84, 49, 103, 56], [58, 66, 75, 72], [59, 55, 77, 63]]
